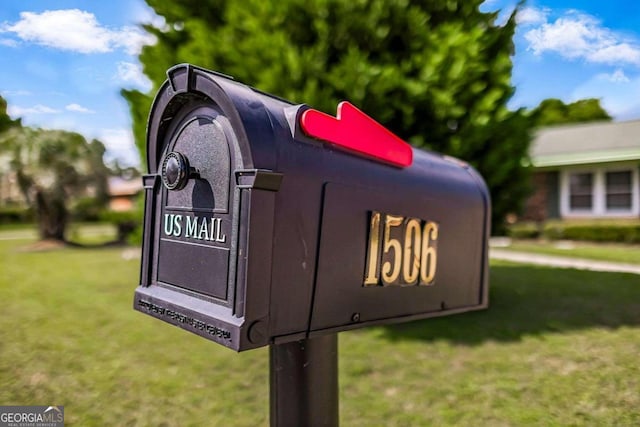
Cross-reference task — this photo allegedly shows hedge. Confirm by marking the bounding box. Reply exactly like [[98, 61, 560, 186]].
[[508, 221, 640, 244], [0, 206, 33, 224]]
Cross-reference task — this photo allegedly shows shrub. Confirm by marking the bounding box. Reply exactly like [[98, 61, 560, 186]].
[[545, 223, 640, 244], [72, 197, 106, 222], [100, 210, 141, 244], [507, 222, 542, 239], [0, 206, 33, 224], [508, 220, 640, 243]]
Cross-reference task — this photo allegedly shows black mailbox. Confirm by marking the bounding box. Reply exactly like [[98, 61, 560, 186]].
[[135, 64, 490, 351]]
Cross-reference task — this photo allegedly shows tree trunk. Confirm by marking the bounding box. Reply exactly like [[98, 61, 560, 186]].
[[35, 190, 67, 241]]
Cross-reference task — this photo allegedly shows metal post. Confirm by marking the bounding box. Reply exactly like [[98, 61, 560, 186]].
[[269, 334, 339, 427]]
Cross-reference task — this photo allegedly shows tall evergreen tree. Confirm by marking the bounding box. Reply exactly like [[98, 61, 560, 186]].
[[124, 0, 532, 231]]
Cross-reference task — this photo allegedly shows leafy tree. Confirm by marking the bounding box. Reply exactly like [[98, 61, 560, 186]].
[[529, 98, 612, 127], [0, 96, 21, 132], [87, 138, 111, 206], [0, 96, 23, 208], [0, 127, 109, 241], [124, 0, 532, 231]]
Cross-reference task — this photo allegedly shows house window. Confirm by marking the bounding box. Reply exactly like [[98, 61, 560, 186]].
[[605, 171, 632, 210], [568, 172, 593, 210], [561, 166, 638, 217]]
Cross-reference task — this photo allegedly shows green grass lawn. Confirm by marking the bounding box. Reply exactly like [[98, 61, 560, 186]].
[[1, 234, 640, 426], [495, 239, 640, 264], [0, 222, 118, 245]]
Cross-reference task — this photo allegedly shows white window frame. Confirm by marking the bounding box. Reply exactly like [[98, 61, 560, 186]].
[[566, 169, 595, 213], [560, 163, 639, 218]]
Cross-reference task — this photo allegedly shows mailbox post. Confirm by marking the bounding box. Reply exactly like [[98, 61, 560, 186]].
[[134, 64, 490, 426], [270, 335, 339, 426]]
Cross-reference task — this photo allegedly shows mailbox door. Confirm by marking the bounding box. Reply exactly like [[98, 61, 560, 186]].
[[149, 100, 243, 308], [137, 65, 283, 350]]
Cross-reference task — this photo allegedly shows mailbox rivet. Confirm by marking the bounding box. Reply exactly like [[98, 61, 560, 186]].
[[351, 313, 360, 323], [248, 320, 267, 344]]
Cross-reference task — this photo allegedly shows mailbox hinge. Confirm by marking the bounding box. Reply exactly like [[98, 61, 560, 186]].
[[236, 169, 284, 192]]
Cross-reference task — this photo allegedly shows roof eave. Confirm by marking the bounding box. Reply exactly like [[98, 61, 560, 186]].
[[532, 150, 640, 168]]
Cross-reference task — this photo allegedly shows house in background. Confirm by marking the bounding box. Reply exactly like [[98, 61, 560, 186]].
[[523, 120, 640, 221], [107, 176, 142, 212]]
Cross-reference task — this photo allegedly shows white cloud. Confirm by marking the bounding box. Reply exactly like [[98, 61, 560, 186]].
[[0, 9, 155, 55], [599, 69, 630, 83], [0, 98, 138, 165], [65, 103, 95, 114], [1, 90, 32, 97], [132, 2, 167, 31], [517, 7, 549, 26], [524, 11, 640, 67], [111, 27, 156, 56], [0, 38, 18, 47], [96, 128, 140, 166], [8, 104, 61, 116], [587, 43, 640, 65], [572, 72, 640, 120], [115, 61, 151, 90]]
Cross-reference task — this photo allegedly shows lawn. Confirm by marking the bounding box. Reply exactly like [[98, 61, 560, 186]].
[[494, 239, 640, 265], [0, 223, 118, 245], [1, 232, 640, 426]]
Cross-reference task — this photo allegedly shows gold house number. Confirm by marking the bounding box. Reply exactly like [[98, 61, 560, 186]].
[[364, 211, 439, 287]]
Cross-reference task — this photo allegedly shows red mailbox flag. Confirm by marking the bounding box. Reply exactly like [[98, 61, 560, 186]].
[[300, 101, 413, 168]]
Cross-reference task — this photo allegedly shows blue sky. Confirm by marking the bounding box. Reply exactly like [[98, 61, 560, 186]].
[[1, 1, 639, 167], [0, 1, 156, 166], [489, 0, 640, 120]]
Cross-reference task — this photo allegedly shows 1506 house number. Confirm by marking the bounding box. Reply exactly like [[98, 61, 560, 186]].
[[364, 211, 439, 287]]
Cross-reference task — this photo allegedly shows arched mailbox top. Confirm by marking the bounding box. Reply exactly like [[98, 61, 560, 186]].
[[146, 63, 288, 175]]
